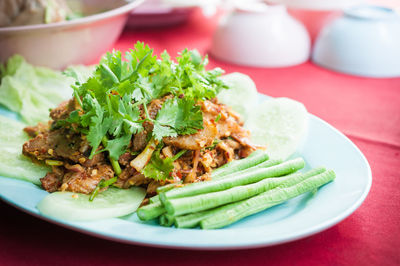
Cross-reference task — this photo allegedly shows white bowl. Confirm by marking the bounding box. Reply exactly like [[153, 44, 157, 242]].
[[0, 0, 144, 69], [267, 0, 364, 41], [211, 4, 310, 68], [312, 5, 400, 78]]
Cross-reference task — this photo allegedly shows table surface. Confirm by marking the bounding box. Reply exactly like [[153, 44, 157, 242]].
[[1, 10, 399, 266]]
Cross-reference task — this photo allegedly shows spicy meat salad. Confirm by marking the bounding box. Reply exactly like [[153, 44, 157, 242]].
[[21, 42, 258, 198]]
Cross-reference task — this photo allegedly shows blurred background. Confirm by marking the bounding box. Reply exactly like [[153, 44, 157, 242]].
[[1, 0, 400, 77]]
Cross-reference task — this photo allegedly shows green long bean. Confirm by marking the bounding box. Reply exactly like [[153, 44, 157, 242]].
[[136, 202, 165, 221], [163, 166, 323, 216], [160, 158, 305, 202], [200, 170, 336, 229], [211, 150, 269, 179]]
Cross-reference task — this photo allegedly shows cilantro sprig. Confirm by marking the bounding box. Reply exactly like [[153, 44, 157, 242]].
[[142, 149, 187, 181], [61, 42, 228, 179]]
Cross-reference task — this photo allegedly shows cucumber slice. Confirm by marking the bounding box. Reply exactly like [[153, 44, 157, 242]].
[[245, 98, 308, 160], [218, 72, 258, 120], [0, 115, 50, 185], [37, 187, 146, 221]]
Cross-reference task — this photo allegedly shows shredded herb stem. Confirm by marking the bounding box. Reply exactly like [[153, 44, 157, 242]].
[[89, 176, 118, 201]]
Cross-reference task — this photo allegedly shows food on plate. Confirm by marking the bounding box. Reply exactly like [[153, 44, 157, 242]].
[[0, 115, 50, 184], [37, 187, 146, 221], [217, 72, 258, 120], [245, 97, 308, 160], [216, 73, 309, 160], [20, 42, 258, 199], [0, 43, 335, 228], [138, 159, 335, 229], [172, 167, 330, 228], [199, 169, 336, 229], [160, 158, 305, 203], [0, 0, 84, 27]]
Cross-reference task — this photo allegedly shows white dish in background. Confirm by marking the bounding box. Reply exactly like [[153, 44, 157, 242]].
[[0, 93, 372, 250], [127, 7, 196, 28], [267, 0, 364, 41], [126, 0, 220, 28], [211, 4, 310, 68], [266, 0, 365, 10], [313, 5, 400, 78], [0, 0, 144, 69]]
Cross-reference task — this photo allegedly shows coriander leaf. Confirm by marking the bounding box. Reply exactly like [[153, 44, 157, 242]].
[[99, 63, 119, 85], [152, 122, 177, 141], [126, 42, 157, 78], [79, 77, 105, 104], [63, 64, 95, 85], [151, 73, 171, 99], [134, 75, 154, 100], [131, 87, 146, 102], [87, 116, 112, 158], [123, 119, 143, 135], [116, 79, 134, 97], [66, 110, 80, 124], [99, 50, 132, 84], [190, 49, 202, 67], [81, 95, 113, 158], [104, 134, 132, 160], [124, 97, 140, 120], [119, 95, 142, 134], [109, 119, 123, 137], [142, 149, 187, 181], [155, 98, 178, 126], [141, 149, 174, 181], [155, 97, 203, 137], [58, 42, 229, 164], [174, 98, 203, 134]]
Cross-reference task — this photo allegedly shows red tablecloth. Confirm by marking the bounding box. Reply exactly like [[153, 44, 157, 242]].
[[1, 10, 399, 266]]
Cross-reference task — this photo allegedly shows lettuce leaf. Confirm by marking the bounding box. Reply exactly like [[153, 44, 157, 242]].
[[0, 115, 50, 185], [0, 55, 93, 125]]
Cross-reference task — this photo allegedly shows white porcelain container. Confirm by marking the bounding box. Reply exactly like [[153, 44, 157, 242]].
[[268, 0, 364, 41], [312, 5, 400, 78], [211, 4, 310, 68]]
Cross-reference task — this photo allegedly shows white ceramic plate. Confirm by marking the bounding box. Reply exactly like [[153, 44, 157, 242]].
[[0, 94, 372, 250]]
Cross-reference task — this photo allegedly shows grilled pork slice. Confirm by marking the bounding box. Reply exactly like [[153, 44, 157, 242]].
[[40, 164, 114, 194], [164, 119, 217, 150], [22, 129, 105, 167], [62, 164, 114, 194], [49, 98, 79, 122]]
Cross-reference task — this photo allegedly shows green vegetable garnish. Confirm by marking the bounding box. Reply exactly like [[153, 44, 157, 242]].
[[214, 113, 221, 123], [142, 149, 186, 181], [45, 160, 64, 166], [163, 167, 324, 216], [137, 202, 166, 221], [0, 56, 74, 124], [0, 115, 50, 185], [136, 157, 285, 222], [210, 150, 269, 180], [200, 170, 336, 229], [160, 158, 305, 201], [59, 42, 227, 179], [0, 56, 93, 125], [159, 213, 176, 227], [37, 187, 146, 221], [89, 176, 118, 201], [174, 201, 244, 229]]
